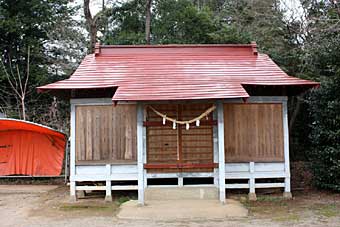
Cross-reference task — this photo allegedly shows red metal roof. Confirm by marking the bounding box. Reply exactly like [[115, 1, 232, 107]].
[[37, 44, 319, 101]]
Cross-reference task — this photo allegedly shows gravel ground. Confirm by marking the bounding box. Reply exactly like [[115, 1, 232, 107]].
[[0, 186, 339, 227]]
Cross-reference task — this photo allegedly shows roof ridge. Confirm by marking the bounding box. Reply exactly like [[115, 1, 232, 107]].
[[94, 42, 259, 57], [99, 43, 255, 48]]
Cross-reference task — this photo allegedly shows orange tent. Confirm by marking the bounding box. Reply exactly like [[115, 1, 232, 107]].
[[0, 119, 66, 176]]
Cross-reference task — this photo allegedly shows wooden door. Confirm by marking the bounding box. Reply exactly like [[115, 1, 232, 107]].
[[145, 104, 215, 173]]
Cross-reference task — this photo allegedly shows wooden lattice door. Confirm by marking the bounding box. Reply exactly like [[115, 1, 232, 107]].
[[145, 104, 216, 173]]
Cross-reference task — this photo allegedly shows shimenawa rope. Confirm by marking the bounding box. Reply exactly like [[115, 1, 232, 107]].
[[147, 105, 216, 130]]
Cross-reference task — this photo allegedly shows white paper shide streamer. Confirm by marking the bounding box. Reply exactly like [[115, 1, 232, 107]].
[[148, 105, 216, 130]]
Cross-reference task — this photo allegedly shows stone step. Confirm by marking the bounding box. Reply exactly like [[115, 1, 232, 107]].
[[117, 199, 249, 220], [145, 186, 219, 201]]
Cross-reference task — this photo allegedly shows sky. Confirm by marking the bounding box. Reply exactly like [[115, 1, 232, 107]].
[[74, 0, 105, 17]]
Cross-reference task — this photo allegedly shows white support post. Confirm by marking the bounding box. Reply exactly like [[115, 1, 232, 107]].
[[217, 101, 226, 204], [105, 164, 112, 202], [70, 181, 76, 201], [282, 99, 292, 199], [213, 109, 219, 187], [248, 162, 257, 201], [69, 103, 77, 202], [142, 117, 148, 189], [137, 103, 145, 205], [178, 177, 184, 187]]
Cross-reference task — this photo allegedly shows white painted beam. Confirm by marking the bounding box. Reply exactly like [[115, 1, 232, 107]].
[[75, 185, 138, 191], [249, 162, 255, 193], [248, 162, 257, 201], [226, 184, 249, 189], [70, 98, 112, 105], [142, 116, 147, 189], [146, 172, 214, 179], [137, 103, 145, 205], [217, 101, 226, 204], [222, 96, 288, 104], [72, 174, 138, 181], [178, 177, 184, 187], [70, 103, 76, 201], [105, 164, 112, 202], [255, 183, 285, 188], [76, 186, 106, 190], [226, 183, 285, 189], [225, 172, 286, 179], [282, 99, 292, 199], [213, 109, 219, 187]]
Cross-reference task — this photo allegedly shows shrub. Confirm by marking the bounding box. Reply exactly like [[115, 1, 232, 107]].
[[305, 75, 340, 191]]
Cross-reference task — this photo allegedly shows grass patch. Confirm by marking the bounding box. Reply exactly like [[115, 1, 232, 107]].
[[256, 196, 286, 203], [59, 204, 112, 211], [116, 196, 130, 205], [239, 195, 292, 218], [240, 195, 288, 208], [115, 195, 137, 205], [239, 198, 250, 208], [314, 204, 339, 218]]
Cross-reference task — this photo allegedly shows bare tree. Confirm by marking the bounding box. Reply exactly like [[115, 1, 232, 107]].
[[0, 47, 31, 120], [145, 0, 152, 44], [84, 0, 98, 53], [84, 0, 110, 53]]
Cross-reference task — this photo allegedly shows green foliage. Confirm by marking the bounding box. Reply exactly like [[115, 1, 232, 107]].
[[208, 25, 251, 44], [305, 75, 340, 191], [0, 0, 85, 130], [217, 0, 302, 74], [153, 0, 215, 44], [294, 0, 340, 190], [102, 0, 146, 44], [103, 0, 251, 45]]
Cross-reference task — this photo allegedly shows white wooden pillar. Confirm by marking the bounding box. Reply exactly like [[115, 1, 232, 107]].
[[217, 101, 226, 204], [105, 164, 112, 202], [137, 103, 145, 205], [178, 177, 184, 187], [248, 162, 257, 201], [282, 98, 292, 199], [213, 109, 219, 187], [142, 117, 148, 190], [69, 102, 77, 202]]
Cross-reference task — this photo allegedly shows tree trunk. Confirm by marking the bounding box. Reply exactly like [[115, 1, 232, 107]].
[[145, 0, 152, 44], [84, 0, 96, 53], [90, 22, 97, 53]]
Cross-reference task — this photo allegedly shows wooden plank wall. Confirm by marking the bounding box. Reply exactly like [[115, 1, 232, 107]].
[[75, 104, 137, 163], [224, 103, 284, 162], [146, 104, 214, 173]]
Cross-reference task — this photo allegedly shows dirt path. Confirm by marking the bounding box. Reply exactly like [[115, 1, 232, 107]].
[[0, 186, 339, 227]]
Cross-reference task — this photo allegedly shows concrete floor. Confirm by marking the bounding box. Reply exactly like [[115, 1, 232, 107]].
[[117, 199, 248, 220]]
